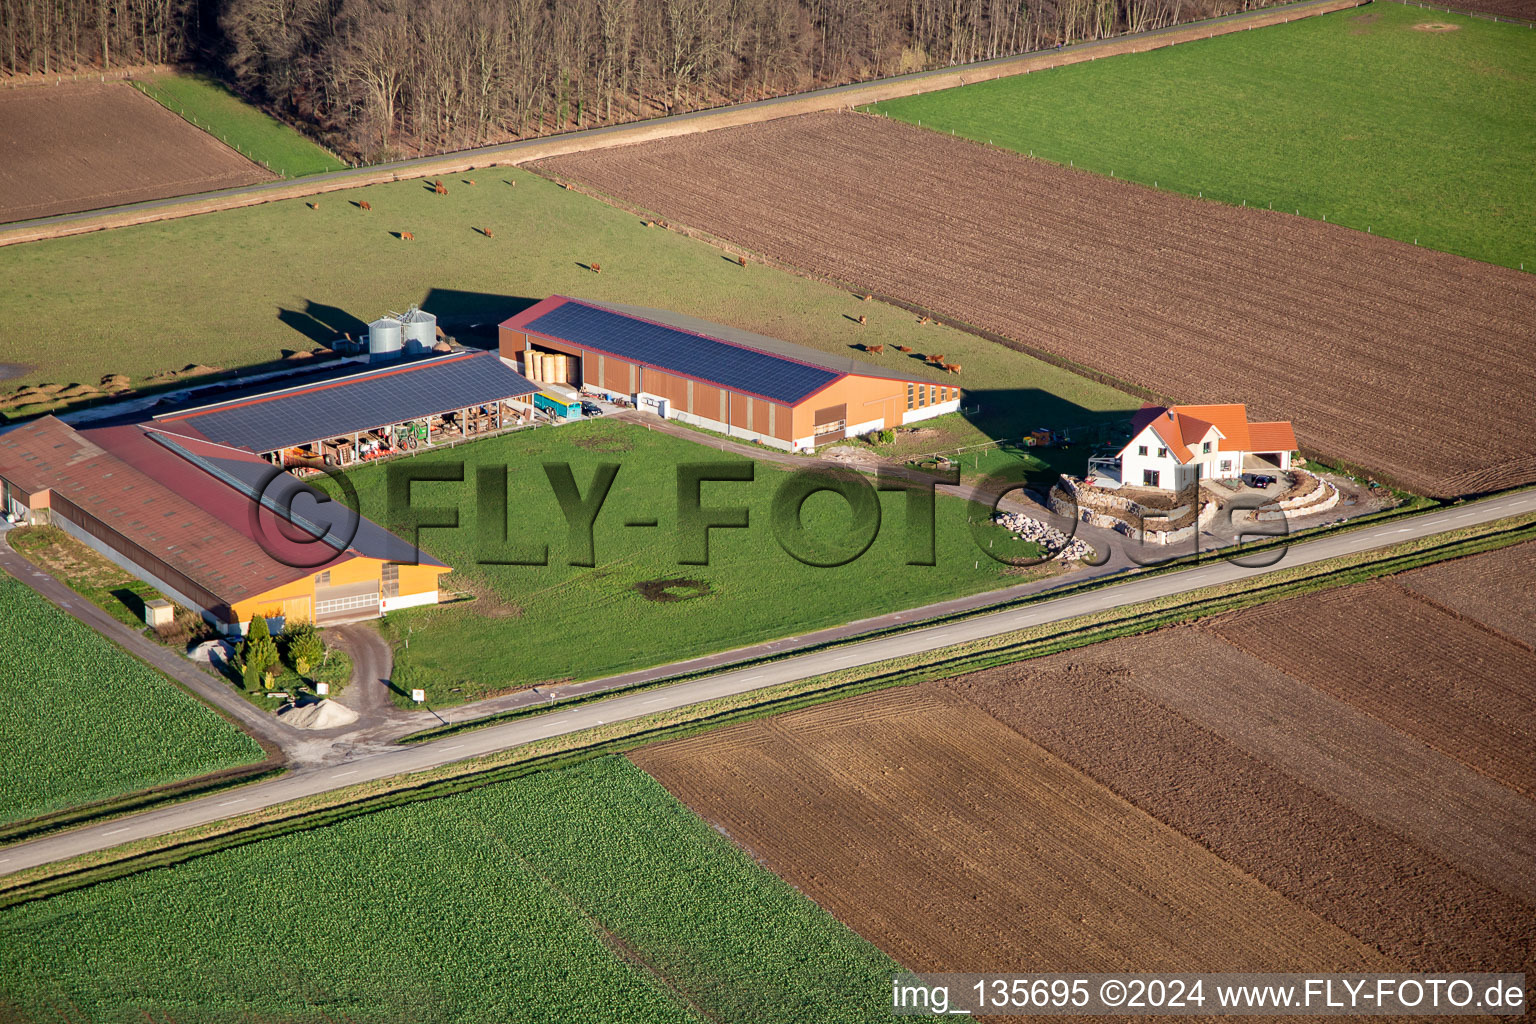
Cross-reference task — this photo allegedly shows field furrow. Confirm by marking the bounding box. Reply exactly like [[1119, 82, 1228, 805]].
[[540, 112, 1536, 496]]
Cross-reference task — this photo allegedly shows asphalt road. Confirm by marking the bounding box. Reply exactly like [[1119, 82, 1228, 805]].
[[1, 488, 1530, 875]]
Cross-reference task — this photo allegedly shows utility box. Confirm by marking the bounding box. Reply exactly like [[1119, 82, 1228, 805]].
[[143, 598, 174, 628]]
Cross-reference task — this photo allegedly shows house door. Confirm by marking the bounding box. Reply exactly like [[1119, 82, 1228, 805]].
[[1143, 469, 1161, 488]]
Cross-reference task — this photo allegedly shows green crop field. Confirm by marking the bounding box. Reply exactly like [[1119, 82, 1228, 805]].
[[0, 756, 896, 1022], [871, 3, 1536, 270], [133, 72, 347, 178], [0, 165, 1137, 447], [319, 418, 1039, 705], [0, 573, 264, 826]]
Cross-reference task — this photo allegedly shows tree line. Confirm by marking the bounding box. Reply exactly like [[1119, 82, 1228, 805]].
[[2, 0, 1274, 161]]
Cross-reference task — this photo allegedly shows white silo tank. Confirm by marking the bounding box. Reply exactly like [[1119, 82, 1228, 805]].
[[369, 318, 403, 363], [400, 307, 437, 355]]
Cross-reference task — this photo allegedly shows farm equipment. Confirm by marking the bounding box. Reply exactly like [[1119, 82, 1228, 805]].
[[394, 420, 428, 449], [1027, 427, 1070, 449]]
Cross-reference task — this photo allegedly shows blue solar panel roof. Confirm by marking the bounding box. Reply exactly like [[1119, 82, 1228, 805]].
[[524, 301, 842, 404], [164, 351, 536, 454]]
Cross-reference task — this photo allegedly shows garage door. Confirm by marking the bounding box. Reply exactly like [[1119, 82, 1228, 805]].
[[315, 579, 380, 621]]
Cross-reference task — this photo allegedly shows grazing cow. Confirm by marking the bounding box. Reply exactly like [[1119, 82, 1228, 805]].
[[435, 183, 448, 195], [928, 354, 945, 364], [866, 344, 885, 355], [483, 227, 495, 238], [359, 200, 372, 211], [857, 315, 867, 326], [592, 263, 602, 274], [306, 201, 318, 210], [948, 363, 962, 374], [466, 179, 476, 186], [401, 231, 414, 241], [896, 345, 912, 353], [918, 315, 930, 325], [737, 255, 747, 267]]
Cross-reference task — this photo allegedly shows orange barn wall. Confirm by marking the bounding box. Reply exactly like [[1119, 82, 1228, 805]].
[[234, 556, 449, 624]]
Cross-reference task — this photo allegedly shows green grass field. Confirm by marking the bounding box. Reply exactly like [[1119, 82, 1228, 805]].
[[0, 164, 1137, 447], [133, 72, 347, 178], [320, 418, 1035, 705], [0, 573, 264, 826], [0, 755, 896, 1022], [871, 4, 1536, 270]]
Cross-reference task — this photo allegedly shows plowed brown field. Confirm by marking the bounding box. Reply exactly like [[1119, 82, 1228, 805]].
[[1395, 539, 1536, 649], [540, 112, 1536, 497], [633, 542, 1536, 977], [1209, 580, 1536, 799], [0, 82, 272, 223], [633, 687, 1383, 974]]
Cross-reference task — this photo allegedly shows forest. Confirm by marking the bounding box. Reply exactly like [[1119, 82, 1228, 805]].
[[1, 0, 1273, 161]]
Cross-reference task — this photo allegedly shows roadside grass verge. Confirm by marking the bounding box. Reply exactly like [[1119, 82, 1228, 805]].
[[132, 72, 347, 178], [0, 757, 896, 1023], [870, 3, 1536, 270], [322, 418, 1029, 706], [4, 508, 1528, 908], [0, 572, 265, 829]]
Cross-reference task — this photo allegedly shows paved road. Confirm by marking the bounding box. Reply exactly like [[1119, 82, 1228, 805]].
[[2, 487, 1529, 876]]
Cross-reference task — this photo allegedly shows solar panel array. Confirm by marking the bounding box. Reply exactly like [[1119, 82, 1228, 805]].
[[174, 352, 537, 454], [525, 301, 842, 404]]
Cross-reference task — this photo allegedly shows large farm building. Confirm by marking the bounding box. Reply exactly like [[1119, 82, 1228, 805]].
[[501, 297, 961, 450], [0, 349, 538, 633]]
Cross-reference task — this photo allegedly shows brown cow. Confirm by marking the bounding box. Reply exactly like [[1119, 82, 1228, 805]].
[[401, 231, 414, 241], [306, 201, 318, 210], [737, 255, 747, 267], [857, 315, 867, 326], [866, 344, 885, 355], [591, 263, 602, 274], [948, 363, 962, 374], [862, 294, 872, 302], [359, 200, 372, 211], [895, 345, 912, 353], [435, 184, 448, 195], [466, 179, 476, 186], [928, 353, 946, 364], [483, 227, 495, 238]]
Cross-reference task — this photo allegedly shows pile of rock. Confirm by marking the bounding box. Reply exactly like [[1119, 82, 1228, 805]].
[[994, 511, 1096, 562]]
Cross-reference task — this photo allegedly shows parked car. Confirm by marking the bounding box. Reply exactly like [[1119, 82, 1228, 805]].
[[1242, 473, 1277, 488], [581, 402, 605, 417]]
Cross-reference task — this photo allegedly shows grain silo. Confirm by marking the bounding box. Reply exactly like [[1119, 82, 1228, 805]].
[[398, 307, 437, 356], [368, 317, 403, 363]]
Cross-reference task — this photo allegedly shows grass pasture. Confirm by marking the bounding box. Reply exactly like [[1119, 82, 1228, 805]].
[[133, 72, 347, 178], [871, 3, 1536, 270], [0, 572, 264, 827], [0, 756, 896, 1023], [322, 418, 1030, 705], [0, 162, 1137, 448]]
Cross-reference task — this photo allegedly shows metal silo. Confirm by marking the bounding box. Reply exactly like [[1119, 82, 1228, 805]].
[[368, 317, 403, 363], [399, 306, 437, 355]]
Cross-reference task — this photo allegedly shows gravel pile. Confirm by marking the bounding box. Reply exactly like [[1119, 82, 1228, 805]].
[[994, 511, 1096, 561]]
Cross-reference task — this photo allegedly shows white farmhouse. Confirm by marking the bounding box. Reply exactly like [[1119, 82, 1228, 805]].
[[1110, 404, 1298, 491]]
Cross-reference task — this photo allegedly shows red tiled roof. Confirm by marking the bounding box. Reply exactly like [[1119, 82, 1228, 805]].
[[1247, 420, 1298, 453], [0, 416, 351, 606], [1127, 403, 1295, 464]]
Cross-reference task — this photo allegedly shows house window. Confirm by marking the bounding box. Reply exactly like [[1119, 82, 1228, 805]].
[[382, 562, 400, 599], [1143, 469, 1161, 487], [316, 570, 330, 586], [1220, 459, 1233, 474], [1137, 445, 1148, 457], [929, 385, 937, 406], [1202, 441, 1212, 454], [1157, 447, 1168, 459], [918, 386, 926, 407], [907, 384, 915, 410]]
